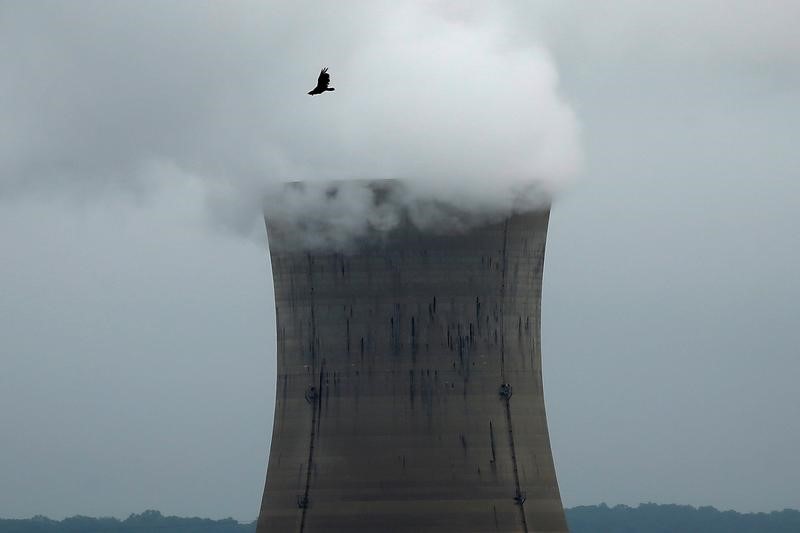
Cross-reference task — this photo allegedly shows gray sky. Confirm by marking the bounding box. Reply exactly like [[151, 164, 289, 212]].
[[1, 0, 799, 522]]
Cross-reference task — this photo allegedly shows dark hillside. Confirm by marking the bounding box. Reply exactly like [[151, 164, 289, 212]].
[[566, 503, 800, 533]]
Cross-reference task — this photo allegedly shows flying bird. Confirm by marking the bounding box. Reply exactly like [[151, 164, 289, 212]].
[[308, 67, 335, 95]]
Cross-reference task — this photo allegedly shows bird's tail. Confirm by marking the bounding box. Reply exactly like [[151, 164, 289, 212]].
[[326, 87, 335, 91]]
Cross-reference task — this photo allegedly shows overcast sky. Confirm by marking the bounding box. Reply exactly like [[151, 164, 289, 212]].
[[1, 0, 799, 522]]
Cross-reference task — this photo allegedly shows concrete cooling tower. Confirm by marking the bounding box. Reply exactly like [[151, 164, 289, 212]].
[[257, 183, 567, 532]]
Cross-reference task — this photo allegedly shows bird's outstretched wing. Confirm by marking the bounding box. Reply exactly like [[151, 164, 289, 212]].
[[317, 67, 330, 90]]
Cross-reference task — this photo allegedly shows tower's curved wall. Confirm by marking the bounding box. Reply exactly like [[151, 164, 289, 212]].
[[257, 210, 566, 533]]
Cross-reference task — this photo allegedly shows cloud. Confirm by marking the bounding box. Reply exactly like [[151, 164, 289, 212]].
[[506, 0, 800, 70], [0, 1, 582, 245]]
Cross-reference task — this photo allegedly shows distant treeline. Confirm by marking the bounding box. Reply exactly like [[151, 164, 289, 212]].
[[566, 503, 800, 533], [0, 511, 254, 533], [2, 505, 800, 533]]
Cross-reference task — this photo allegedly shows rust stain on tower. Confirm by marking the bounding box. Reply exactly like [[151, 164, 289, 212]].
[[257, 183, 567, 532]]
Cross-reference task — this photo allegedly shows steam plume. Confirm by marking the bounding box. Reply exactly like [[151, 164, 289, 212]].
[[0, 1, 582, 247]]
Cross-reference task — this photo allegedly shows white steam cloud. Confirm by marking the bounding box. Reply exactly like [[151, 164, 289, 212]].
[[0, 1, 581, 247]]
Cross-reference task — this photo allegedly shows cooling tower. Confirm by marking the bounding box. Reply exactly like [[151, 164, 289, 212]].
[[257, 186, 566, 532]]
